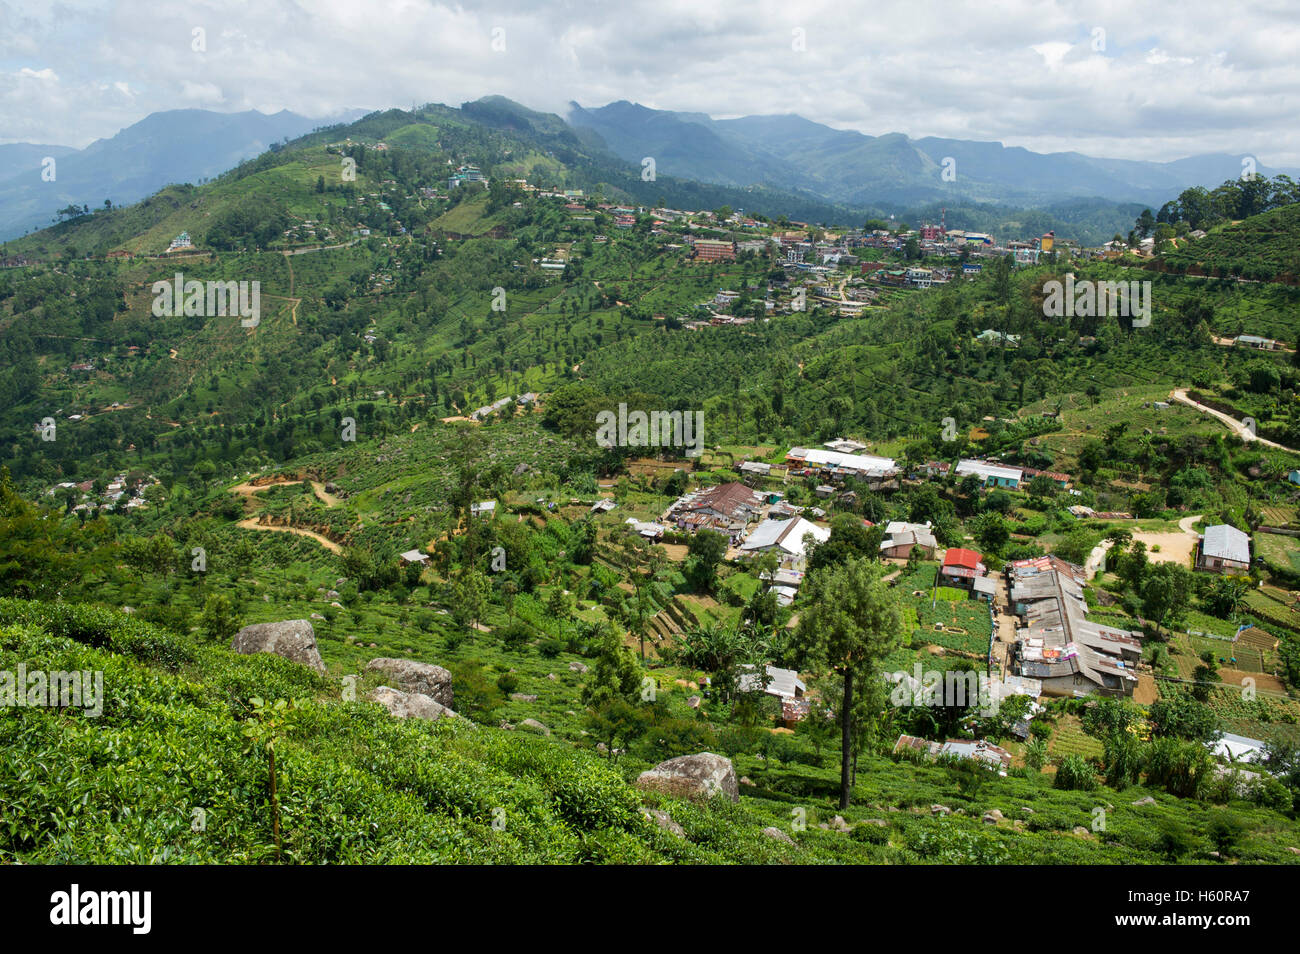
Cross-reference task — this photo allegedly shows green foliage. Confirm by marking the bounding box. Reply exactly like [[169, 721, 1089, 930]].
[[1054, 754, 1098, 791]]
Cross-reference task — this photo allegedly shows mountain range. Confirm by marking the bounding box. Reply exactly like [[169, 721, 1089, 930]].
[[0, 108, 364, 241], [4, 95, 1297, 247], [566, 100, 1299, 212]]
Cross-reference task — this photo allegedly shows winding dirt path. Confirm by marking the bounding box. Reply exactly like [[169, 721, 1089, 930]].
[[236, 517, 343, 554], [228, 477, 344, 552]]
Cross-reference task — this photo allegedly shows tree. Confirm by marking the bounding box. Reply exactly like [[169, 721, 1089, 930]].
[[970, 512, 1009, 555], [684, 528, 727, 593], [581, 621, 643, 710], [1141, 562, 1193, 631], [452, 568, 491, 633], [794, 557, 902, 809], [199, 592, 240, 642]]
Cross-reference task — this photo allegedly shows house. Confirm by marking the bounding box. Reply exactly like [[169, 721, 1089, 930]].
[[879, 521, 937, 560], [892, 736, 1012, 775], [470, 500, 496, 519], [666, 482, 764, 540], [693, 239, 735, 262], [905, 267, 933, 288], [972, 576, 997, 602], [1008, 556, 1142, 698], [1207, 732, 1267, 764], [740, 516, 830, 565], [624, 518, 665, 540], [736, 664, 806, 699], [1196, 524, 1250, 574], [590, 498, 617, 513], [956, 458, 1023, 489], [1020, 467, 1071, 488], [940, 548, 986, 588], [784, 447, 897, 483], [938, 739, 1013, 775], [399, 549, 429, 565], [974, 329, 1020, 346], [1234, 335, 1279, 351]]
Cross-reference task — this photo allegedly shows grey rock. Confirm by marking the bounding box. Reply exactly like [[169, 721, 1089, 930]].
[[762, 826, 794, 844], [511, 693, 538, 703], [520, 718, 550, 736], [568, 661, 589, 673], [365, 657, 453, 707], [641, 808, 685, 838], [231, 619, 325, 673], [1132, 796, 1157, 806], [983, 809, 1004, 824], [367, 686, 457, 721], [931, 804, 951, 816], [635, 752, 739, 803]]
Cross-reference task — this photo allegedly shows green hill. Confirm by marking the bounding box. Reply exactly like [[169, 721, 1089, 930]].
[[1158, 202, 1300, 282]]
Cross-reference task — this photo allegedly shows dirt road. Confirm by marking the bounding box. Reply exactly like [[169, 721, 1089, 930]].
[[236, 517, 343, 554], [1170, 388, 1297, 452]]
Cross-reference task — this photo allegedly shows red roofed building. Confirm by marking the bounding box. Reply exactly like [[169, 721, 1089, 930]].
[[941, 547, 986, 588]]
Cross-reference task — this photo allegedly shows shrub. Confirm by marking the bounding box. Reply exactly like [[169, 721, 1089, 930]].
[[1054, 755, 1098, 791]]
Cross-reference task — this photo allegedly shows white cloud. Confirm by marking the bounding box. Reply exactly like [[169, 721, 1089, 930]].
[[0, 0, 1296, 166]]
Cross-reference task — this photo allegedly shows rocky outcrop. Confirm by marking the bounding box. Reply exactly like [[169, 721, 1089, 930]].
[[367, 686, 457, 721], [364, 657, 453, 707], [762, 826, 794, 844], [635, 752, 738, 803], [520, 718, 550, 736], [641, 808, 685, 838], [231, 620, 325, 673]]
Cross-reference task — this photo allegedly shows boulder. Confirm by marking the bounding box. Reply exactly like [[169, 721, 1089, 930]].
[[568, 661, 589, 673], [520, 718, 550, 736], [640, 808, 685, 838], [983, 809, 1004, 824], [762, 826, 794, 845], [231, 620, 325, 673], [511, 693, 539, 703], [931, 804, 951, 816], [1132, 796, 1157, 806], [364, 657, 453, 707], [635, 752, 738, 803], [367, 686, 457, 721]]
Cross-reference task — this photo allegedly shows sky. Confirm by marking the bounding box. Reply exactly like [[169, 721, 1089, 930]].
[[2, 0, 1299, 164]]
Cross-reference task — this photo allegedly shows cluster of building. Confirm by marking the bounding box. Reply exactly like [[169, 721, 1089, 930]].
[[46, 472, 159, 514], [1007, 555, 1143, 698]]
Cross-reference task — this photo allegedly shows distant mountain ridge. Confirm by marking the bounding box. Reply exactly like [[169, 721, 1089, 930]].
[[0, 108, 364, 241], [566, 100, 1299, 211]]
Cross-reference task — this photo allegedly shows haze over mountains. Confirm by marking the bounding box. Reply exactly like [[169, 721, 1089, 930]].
[[567, 100, 1299, 211], [0, 108, 364, 241], [3, 95, 1295, 244]]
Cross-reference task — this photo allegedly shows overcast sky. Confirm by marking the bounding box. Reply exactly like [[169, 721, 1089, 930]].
[[3, 0, 1298, 164]]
